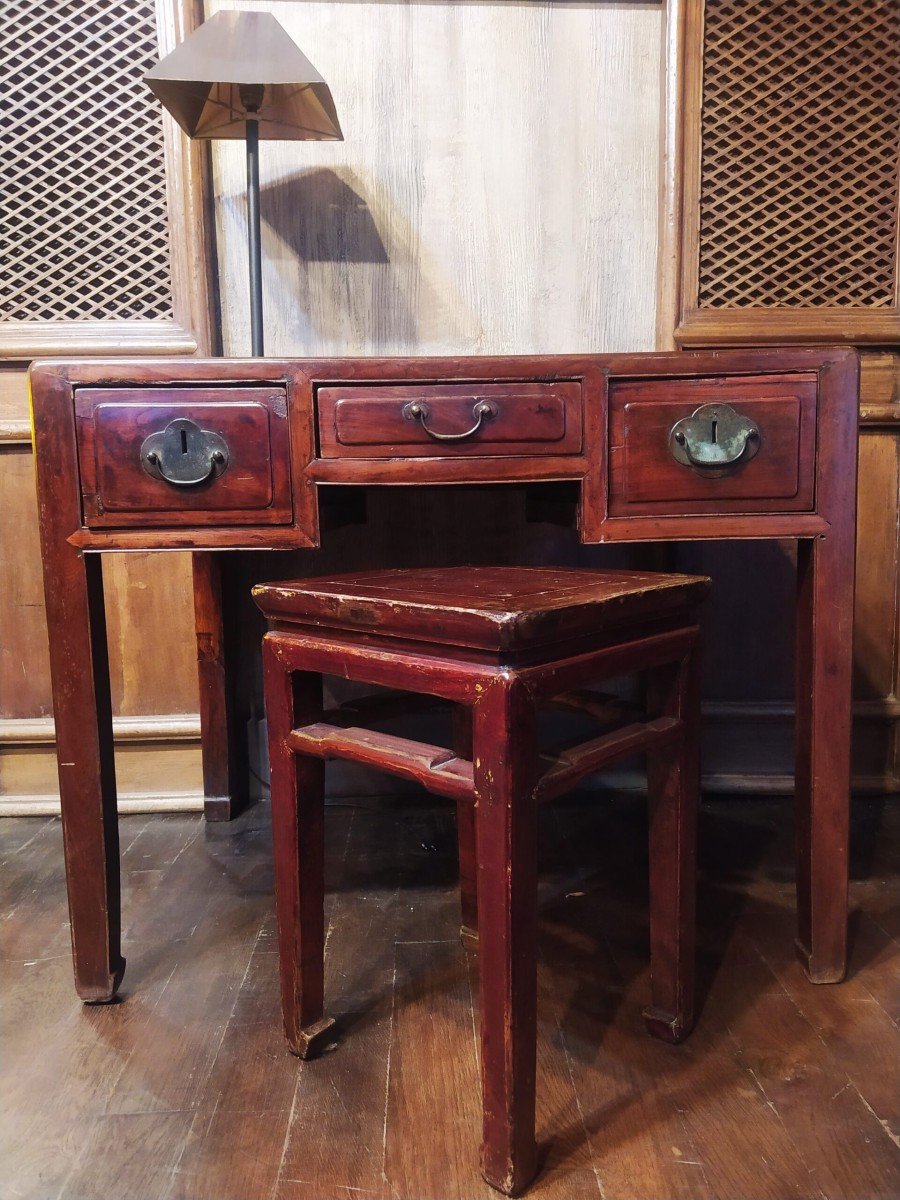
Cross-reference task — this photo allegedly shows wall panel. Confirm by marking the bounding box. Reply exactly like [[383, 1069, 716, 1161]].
[[209, 0, 664, 358], [3, 1, 664, 811], [206, 0, 669, 798], [0, 0, 212, 814], [661, 0, 900, 794]]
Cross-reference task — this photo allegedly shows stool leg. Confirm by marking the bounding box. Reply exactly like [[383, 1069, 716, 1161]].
[[262, 640, 335, 1060], [473, 675, 539, 1196], [642, 633, 701, 1045], [453, 704, 478, 939]]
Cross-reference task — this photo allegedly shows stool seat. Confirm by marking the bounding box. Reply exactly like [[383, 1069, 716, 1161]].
[[253, 565, 709, 651]]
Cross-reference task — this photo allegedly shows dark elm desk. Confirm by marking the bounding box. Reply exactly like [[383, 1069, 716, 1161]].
[[28, 347, 859, 1002]]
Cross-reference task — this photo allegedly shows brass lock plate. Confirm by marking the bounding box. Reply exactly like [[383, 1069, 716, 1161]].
[[140, 417, 229, 487], [669, 403, 760, 476]]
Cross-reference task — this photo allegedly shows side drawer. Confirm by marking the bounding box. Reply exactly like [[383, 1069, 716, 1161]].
[[608, 373, 817, 516], [75, 387, 292, 528], [316, 381, 582, 458]]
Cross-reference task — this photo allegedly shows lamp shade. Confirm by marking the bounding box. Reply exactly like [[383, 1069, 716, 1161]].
[[146, 10, 342, 141]]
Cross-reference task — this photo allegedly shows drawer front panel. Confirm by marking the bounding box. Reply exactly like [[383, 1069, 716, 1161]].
[[75, 387, 292, 528], [609, 374, 817, 515], [317, 382, 582, 458]]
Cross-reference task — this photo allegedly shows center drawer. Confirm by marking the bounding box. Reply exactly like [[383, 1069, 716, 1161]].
[[316, 381, 582, 458]]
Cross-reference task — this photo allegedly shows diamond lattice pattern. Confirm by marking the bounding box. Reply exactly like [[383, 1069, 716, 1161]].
[[699, 0, 900, 309], [1, 0, 174, 322]]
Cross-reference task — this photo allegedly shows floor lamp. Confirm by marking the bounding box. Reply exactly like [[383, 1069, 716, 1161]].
[[147, 9, 343, 355]]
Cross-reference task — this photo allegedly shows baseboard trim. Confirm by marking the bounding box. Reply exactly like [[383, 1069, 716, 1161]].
[[0, 714, 201, 745], [3, 774, 897, 818], [2, 703, 897, 818], [0, 716, 203, 815], [700, 772, 900, 796], [0, 790, 205, 817], [703, 699, 900, 723]]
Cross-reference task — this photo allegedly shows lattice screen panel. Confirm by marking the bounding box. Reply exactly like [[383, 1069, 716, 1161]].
[[1, 0, 174, 323], [698, 0, 900, 309]]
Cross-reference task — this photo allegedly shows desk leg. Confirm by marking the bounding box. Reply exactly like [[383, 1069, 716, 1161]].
[[795, 535, 853, 983], [45, 551, 124, 1003], [193, 552, 250, 822]]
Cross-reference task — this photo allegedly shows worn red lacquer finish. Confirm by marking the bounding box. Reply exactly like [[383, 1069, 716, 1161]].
[[26, 347, 858, 1005], [254, 566, 708, 1194]]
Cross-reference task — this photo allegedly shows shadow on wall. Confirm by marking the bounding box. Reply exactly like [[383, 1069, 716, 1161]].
[[261, 167, 389, 263], [219, 165, 474, 352]]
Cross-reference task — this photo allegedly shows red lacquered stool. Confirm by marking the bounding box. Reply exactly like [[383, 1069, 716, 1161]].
[[254, 566, 709, 1196]]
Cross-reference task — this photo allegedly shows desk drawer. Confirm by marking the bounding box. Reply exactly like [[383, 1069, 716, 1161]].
[[317, 382, 582, 458], [609, 373, 818, 516], [75, 387, 292, 528]]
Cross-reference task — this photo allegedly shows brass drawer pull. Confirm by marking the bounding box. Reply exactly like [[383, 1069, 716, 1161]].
[[140, 417, 229, 487], [669, 403, 760, 475], [402, 398, 498, 442]]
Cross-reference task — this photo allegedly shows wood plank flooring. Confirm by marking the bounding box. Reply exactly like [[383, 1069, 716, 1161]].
[[1, 794, 898, 1200]]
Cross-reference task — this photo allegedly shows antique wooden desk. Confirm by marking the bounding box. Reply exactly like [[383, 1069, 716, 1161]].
[[29, 347, 858, 1004]]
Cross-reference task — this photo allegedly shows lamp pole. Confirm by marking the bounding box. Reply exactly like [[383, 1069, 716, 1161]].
[[241, 85, 265, 356]]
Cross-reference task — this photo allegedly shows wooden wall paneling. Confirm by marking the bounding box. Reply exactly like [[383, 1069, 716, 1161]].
[[0, 368, 31, 443], [101, 556, 200, 717], [666, 0, 900, 348], [854, 356, 900, 792], [656, 0, 690, 353], [0, 720, 202, 816], [656, 0, 699, 354], [660, 0, 900, 795], [0, 399, 203, 813], [0, 1, 215, 814], [673, 538, 798, 792], [0, 425, 53, 721], [156, 0, 220, 359]]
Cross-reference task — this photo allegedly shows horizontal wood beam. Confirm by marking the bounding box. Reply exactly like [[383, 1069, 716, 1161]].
[[547, 689, 641, 725], [675, 308, 900, 346], [860, 403, 900, 428], [287, 723, 474, 802], [536, 717, 682, 803], [0, 419, 31, 444], [0, 319, 198, 359]]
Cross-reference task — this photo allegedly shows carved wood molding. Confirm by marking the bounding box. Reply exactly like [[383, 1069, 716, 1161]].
[[0, 713, 201, 745], [0, 322, 199, 359], [0, 715, 204, 815], [0, 792, 204, 817]]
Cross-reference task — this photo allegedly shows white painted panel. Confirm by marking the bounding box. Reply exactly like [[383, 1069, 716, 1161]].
[[209, 0, 662, 357]]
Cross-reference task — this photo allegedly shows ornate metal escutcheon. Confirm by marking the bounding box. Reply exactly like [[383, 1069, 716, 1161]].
[[140, 417, 229, 486], [668, 402, 760, 476]]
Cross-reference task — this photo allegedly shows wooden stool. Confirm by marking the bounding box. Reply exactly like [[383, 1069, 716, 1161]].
[[253, 566, 709, 1196]]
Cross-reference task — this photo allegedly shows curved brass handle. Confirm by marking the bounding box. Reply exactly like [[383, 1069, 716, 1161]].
[[402, 398, 498, 442], [140, 418, 229, 487], [669, 403, 760, 474]]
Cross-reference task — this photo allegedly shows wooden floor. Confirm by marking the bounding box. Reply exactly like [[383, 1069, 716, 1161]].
[[2, 793, 898, 1200]]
